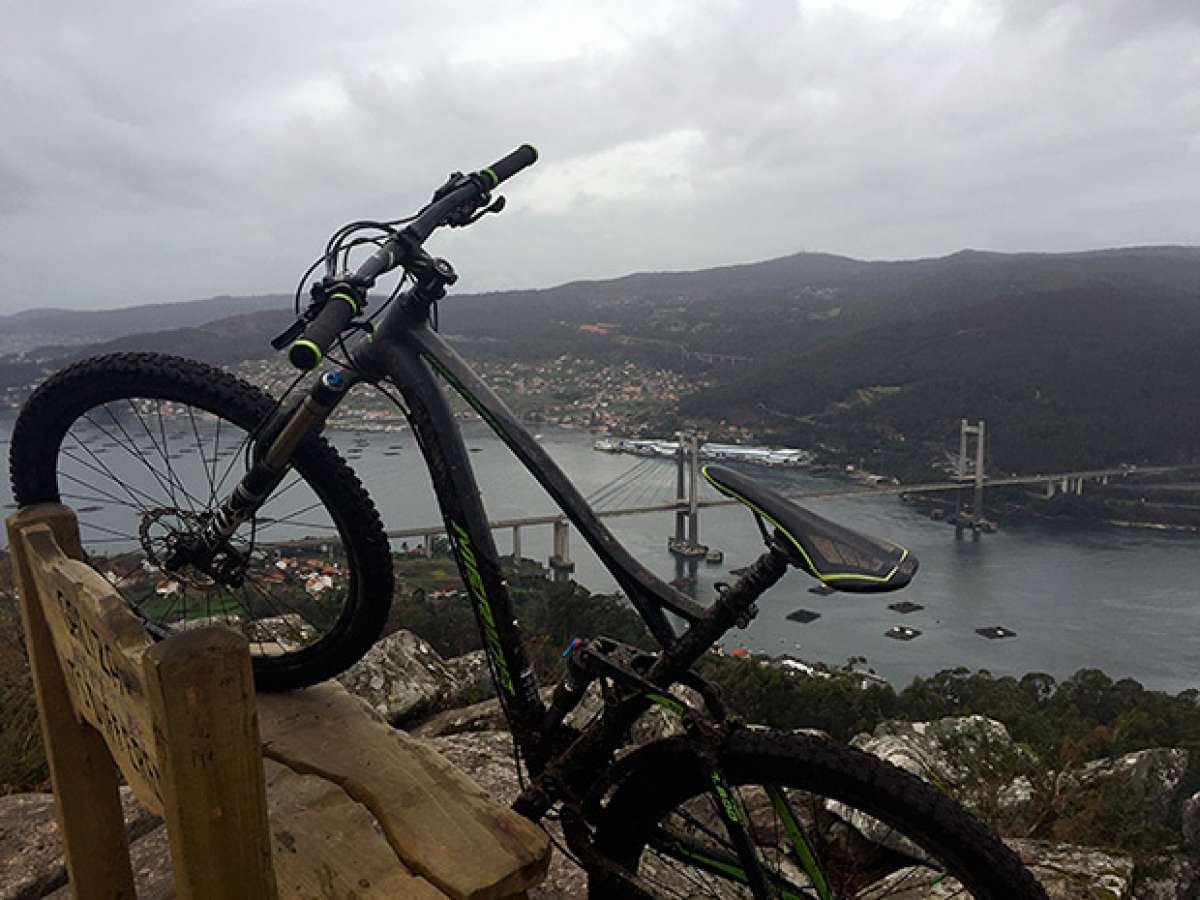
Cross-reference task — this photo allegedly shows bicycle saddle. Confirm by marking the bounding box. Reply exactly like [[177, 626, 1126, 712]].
[[702, 464, 917, 593]]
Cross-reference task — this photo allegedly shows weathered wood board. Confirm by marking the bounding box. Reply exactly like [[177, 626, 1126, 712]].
[[258, 683, 551, 900], [265, 758, 448, 899]]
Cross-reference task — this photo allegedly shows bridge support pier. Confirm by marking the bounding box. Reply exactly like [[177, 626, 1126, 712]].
[[511, 525, 522, 562], [549, 519, 574, 583], [1045, 480, 1055, 499], [423, 532, 435, 557]]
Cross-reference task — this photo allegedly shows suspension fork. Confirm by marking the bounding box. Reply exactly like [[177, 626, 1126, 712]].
[[195, 370, 354, 550]]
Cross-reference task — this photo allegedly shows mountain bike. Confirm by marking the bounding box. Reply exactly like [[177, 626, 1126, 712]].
[[9, 146, 1047, 898]]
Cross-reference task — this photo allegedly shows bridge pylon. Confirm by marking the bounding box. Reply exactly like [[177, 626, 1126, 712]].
[[669, 431, 708, 560], [955, 419, 987, 540]]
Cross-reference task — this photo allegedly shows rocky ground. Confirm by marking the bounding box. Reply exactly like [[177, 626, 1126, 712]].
[[4, 630, 1199, 899]]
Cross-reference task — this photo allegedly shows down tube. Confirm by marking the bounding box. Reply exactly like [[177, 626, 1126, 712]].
[[407, 325, 700, 644], [379, 339, 547, 760]]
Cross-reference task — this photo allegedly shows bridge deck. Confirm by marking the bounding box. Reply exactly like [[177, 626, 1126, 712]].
[[382, 466, 1179, 539]]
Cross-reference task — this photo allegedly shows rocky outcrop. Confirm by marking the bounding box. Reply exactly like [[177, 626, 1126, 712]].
[[1182, 791, 1200, 848], [6, 625, 1198, 900], [0, 788, 160, 900], [1010, 840, 1135, 899], [336, 629, 493, 725], [847, 715, 1041, 834], [1063, 748, 1190, 825], [1131, 853, 1200, 900], [860, 841, 1137, 898]]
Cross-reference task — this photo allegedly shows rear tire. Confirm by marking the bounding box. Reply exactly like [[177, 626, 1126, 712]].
[[9, 352, 393, 691], [591, 728, 1047, 898]]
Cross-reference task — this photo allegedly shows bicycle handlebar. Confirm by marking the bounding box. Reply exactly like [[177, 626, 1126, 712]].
[[403, 144, 540, 245], [482, 144, 539, 188], [287, 290, 360, 371], [286, 145, 539, 370]]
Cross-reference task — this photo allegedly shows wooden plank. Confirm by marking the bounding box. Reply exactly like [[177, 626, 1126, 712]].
[[258, 682, 551, 900], [264, 758, 448, 899], [142, 626, 278, 899], [18, 522, 165, 815], [6, 505, 137, 900]]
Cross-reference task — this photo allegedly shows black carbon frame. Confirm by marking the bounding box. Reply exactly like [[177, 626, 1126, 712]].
[[349, 316, 711, 766]]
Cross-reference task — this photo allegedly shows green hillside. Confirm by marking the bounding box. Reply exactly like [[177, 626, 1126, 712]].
[[5, 246, 1199, 477]]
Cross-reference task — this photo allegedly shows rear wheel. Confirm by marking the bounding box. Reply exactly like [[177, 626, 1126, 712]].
[[591, 728, 1047, 899], [9, 352, 393, 691]]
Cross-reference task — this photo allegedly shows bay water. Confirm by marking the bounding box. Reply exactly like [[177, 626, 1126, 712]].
[[3, 412, 1197, 693]]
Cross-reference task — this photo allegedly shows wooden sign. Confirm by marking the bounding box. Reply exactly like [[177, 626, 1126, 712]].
[[7, 504, 276, 899]]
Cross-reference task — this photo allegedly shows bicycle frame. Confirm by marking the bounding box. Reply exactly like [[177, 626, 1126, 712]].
[[249, 295, 795, 896], [347, 306, 718, 759]]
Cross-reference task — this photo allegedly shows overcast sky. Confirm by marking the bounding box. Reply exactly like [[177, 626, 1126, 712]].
[[2, 0, 1198, 315]]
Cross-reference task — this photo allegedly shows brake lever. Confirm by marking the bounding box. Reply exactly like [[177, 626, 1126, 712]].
[[461, 194, 506, 226], [270, 318, 306, 351]]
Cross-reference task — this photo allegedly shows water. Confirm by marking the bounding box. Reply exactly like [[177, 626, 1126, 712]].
[[3, 411, 1198, 693]]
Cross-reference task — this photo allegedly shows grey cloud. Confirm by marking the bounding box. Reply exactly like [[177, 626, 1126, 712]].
[[1, 0, 1197, 313]]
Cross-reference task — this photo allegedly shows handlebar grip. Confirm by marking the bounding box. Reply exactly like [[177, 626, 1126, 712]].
[[288, 292, 360, 370], [481, 144, 538, 189]]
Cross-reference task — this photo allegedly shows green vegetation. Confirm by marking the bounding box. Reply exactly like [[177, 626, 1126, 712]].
[[5, 544, 1200, 870], [387, 556, 653, 679], [0, 557, 47, 793]]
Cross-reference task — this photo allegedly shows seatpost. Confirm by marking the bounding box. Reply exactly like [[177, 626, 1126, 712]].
[[645, 547, 789, 688]]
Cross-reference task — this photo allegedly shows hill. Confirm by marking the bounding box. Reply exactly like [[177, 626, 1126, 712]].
[[4, 245, 1199, 475]]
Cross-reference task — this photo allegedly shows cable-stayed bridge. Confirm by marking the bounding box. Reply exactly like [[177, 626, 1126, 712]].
[[383, 425, 1185, 580]]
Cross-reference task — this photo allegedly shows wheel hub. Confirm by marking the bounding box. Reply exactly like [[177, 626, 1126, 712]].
[[139, 508, 248, 588]]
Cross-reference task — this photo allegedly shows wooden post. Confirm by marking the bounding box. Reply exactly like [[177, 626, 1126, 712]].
[[143, 629, 277, 899], [6, 504, 136, 900]]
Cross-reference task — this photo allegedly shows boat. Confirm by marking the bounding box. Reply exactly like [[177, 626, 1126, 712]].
[[705, 549, 724, 565], [808, 584, 835, 596]]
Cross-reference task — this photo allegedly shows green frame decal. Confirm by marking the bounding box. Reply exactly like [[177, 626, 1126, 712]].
[[448, 520, 515, 694]]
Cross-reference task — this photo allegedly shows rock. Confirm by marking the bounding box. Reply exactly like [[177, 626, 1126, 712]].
[[1132, 852, 1200, 900], [1182, 791, 1200, 848], [1009, 839, 1134, 898], [0, 787, 160, 900], [412, 689, 555, 738], [861, 842, 1138, 900], [337, 629, 493, 725], [0, 793, 67, 899], [44, 825, 174, 900], [858, 866, 972, 898], [846, 716, 1041, 834], [1066, 749, 1190, 825]]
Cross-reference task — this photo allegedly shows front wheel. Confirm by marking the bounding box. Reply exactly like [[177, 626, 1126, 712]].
[[9, 352, 394, 691], [591, 728, 1047, 899]]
